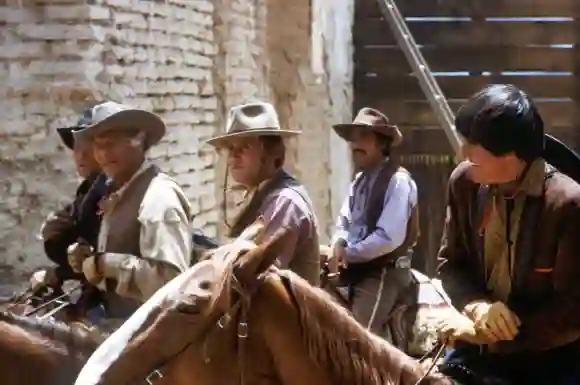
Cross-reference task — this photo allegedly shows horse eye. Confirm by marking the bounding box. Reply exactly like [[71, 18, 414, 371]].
[[199, 280, 211, 290]]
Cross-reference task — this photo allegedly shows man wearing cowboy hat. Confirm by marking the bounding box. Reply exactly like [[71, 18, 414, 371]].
[[206, 101, 321, 286], [329, 107, 419, 341], [31, 109, 108, 315], [66, 101, 193, 323]]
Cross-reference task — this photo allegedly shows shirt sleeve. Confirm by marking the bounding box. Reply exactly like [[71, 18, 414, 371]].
[[345, 171, 418, 263], [100, 176, 193, 301], [330, 181, 354, 247], [262, 194, 303, 269]]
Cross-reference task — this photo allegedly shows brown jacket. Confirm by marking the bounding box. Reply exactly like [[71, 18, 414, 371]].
[[437, 160, 580, 351]]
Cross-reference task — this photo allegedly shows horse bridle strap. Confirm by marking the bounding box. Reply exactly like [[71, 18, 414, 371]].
[[143, 271, 259, 385]]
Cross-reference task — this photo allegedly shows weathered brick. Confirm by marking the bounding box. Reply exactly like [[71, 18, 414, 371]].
[[0, 0, 353, 284]]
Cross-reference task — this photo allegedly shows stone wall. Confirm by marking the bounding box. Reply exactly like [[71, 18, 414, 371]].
[[0, 0, 353, 280]]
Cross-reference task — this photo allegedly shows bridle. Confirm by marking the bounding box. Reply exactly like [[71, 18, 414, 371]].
[[141, 267, 261, 385]]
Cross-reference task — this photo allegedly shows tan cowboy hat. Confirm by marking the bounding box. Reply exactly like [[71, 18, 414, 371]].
[[206, 101, 300, 147], [73, 101, 166, 147], [332, 107, 403, 146]]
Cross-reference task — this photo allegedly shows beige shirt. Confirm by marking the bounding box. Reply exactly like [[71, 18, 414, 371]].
[[483, 158, 545, 302], [97, 162, 193, 302]]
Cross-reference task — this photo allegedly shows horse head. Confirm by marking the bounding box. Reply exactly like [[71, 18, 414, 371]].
[[74, 216, 292, 385]]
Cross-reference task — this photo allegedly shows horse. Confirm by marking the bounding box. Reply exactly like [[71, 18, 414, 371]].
[[0, 310, 106, 385], [74, 217, 465, 385]]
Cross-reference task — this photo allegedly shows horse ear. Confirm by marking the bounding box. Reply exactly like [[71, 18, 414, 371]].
[[234, 216, 266, 245], [234, 226, 291, 283]]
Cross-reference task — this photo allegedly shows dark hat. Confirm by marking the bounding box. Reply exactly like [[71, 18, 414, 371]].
[[73, 102, 166, 148], [332, 107, 403, 146], [56, 107, 96, 149]]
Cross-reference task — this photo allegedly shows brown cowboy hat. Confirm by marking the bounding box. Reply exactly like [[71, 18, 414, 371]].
[[332, 107, 403, 146], [73, 102, 166, 148], [206, 101, 300, 148]]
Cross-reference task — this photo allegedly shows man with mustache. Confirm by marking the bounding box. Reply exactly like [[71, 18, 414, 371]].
[[329, 107, 419, 341], [66, 102, 193, 325], [31, 108, 108, 317], [437, 85, 580, 384], [206, 101, 320, 286]]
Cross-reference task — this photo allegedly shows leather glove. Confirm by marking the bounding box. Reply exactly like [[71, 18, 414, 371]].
[[438, 309, 490, 346], [465, 301, 521, 342], [67, 240, 93, 274], [29, 267, 60, 292], [81, 255, 104, 286]]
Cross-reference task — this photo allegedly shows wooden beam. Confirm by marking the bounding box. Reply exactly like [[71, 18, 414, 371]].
[[354, 74, 580, 99], [394, 125, 579, 155], [354, 19, 580, 46], [353, 100, 580, 129], [356, 46, 580, 75], [356, 0, 580, 18]]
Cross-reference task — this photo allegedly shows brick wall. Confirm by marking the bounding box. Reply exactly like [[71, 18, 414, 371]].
[[0, 0, 353, 283]]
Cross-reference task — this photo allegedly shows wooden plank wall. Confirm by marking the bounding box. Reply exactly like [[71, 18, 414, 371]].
[[353, 0, 580, 274]]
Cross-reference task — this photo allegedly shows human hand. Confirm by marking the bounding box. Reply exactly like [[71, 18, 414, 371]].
[[81, 255, 104, 285], [438, 310, 491, 346], [67, 240, 93, 274], [29, 267, 60, 292], [467, 301, 521, 342], [328, 243, 347, 274]]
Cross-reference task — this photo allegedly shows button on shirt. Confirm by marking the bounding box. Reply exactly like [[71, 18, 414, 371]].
[[332, 164, 418, 264]]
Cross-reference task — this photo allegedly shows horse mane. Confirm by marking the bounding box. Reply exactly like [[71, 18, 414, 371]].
[[277, 270, 443, 385], [0, 311, 106, 358]]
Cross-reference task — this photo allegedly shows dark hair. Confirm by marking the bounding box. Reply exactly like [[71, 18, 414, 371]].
[[259, 135, 286, 168], [455, 84, 544, 161], [374, 132, 394, 157]]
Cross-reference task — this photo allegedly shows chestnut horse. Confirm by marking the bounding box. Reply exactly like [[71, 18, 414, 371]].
[[74, 218, 461, 385], [0, 311, 105, 385]]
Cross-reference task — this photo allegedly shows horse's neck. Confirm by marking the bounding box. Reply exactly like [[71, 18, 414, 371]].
[[264, 271, 440, 385]]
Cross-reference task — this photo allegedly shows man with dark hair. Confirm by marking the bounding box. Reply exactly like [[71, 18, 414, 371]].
[[329, 107, 419, 341], [206, 101, 321, 286], [31, 109, 108, 316], [438, 84, 580, 384]]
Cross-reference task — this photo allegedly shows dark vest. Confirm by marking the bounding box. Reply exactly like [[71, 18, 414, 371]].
[[227, 170, 321, 286], [102, 165, 160, 318], [344, 160, 420, 280]]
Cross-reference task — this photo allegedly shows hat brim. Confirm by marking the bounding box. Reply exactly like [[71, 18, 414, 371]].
[[206, 128, 301, 147], [332, 123, 403, 146], [56, 127, 76, 150], [73, 109, 166, 147]]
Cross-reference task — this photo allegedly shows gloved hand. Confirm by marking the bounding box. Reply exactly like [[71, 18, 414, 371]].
[[438, 309, 490, 346], [29, 267, 60, 292], [81, 255, 104, 285], [67, 240, 93, 274], [466, 301, 521, 342]]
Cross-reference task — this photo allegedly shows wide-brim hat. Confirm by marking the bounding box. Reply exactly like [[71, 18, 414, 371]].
[[332, 107, 403, 146], [56, 107, 97, 149], [206, 101, 300, 148], [73, 102, 166, 148]]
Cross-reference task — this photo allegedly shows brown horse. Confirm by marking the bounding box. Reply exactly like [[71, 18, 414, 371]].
[[74, 218, 461, 385], [0, 311, 105, 385]]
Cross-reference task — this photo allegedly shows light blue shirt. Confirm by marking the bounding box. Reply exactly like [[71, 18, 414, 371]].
[[332, 163, 418, 264]]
